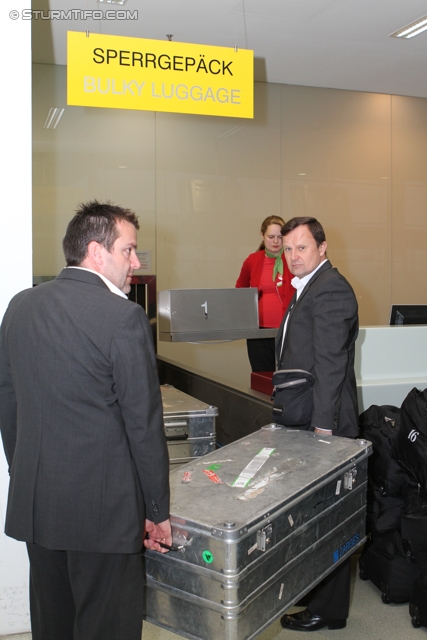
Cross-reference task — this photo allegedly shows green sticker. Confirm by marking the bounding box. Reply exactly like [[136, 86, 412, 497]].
[[202, 550, 214, 564], [206, 464, 222, 471]]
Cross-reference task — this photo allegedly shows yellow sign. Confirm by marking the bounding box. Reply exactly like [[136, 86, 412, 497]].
[[67, 32, 253, 118]]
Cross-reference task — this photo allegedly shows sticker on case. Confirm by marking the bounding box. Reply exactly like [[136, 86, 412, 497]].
[[202, 469, 223, 484], [233, 447, 275, 488], [206, 464, 222, 471], [202, 550, 214, 564], [181, 471, 192, 484]]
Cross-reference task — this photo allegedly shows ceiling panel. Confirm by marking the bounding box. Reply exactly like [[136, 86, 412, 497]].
[[31, 0, 427, 97]]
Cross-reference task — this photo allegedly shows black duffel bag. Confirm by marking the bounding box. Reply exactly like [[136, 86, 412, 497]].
[[359, 404, 406, 497], [365, 484, 406, 534], [271, 369, 314, 427], [392, 387, 427, 493]]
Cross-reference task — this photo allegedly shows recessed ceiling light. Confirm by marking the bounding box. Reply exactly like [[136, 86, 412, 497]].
[[390, 15, 427, 39], [98, 0, 128, 5]]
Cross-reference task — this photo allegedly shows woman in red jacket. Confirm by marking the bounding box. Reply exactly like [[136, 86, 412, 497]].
[[236, 215, 294, 372]]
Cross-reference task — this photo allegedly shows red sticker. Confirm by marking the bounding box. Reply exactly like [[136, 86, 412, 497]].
[[181, 471, 192, 484], [202, 469, 223, 484]]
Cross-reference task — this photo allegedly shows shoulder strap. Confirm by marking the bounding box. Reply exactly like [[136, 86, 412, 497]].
[[278, 297, 296, 367]]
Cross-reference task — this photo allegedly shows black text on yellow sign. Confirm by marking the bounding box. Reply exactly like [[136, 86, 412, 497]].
[[67, 32, 254, 118]]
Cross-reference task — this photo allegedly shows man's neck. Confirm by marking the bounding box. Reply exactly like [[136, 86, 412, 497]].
[[292, 259, 328, 299], [67, 266, 127, 298]]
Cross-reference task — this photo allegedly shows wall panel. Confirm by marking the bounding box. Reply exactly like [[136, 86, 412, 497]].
[[155, 82, 281, 382], [391, 95, 427, 307], [280, 86, 392, 325], [32, 64, 156, 276], [31, 65, 427, 390]]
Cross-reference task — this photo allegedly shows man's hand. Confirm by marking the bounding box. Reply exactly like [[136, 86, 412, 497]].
[[143, 519, 172, 553]]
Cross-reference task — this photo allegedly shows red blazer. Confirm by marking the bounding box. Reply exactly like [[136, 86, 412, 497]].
[[236, 250, 295, 319]]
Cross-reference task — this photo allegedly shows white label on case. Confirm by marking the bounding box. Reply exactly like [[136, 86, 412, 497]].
[[279, 583, 285, 600], [336, 480, 342, 495], [233, 448, 275, 488], [248, 542, 258, 555], [288, 514, 294, 527]]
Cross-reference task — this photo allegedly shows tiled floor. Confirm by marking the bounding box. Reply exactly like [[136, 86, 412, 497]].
[[1, 556, 425, 639]]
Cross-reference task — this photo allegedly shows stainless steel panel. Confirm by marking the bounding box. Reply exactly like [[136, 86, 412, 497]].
[[146, 508, 365, 640], [144, 427, 372, 640], [162, 385, 218, 421], [161, 385, 218, 468], [166, 438, 216, 461], [158, 288, 277, 342]]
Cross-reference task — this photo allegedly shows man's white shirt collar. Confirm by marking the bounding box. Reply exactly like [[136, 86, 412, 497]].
[[278, 259, 328, 367], [66, 266, 127, 299], [291, 260, 328, 299]]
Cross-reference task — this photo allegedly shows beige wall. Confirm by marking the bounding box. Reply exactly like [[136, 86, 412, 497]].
[[32, 64, 427, 389]]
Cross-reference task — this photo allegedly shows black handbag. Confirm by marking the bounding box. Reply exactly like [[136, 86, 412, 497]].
[[271, 369, 314, 427]]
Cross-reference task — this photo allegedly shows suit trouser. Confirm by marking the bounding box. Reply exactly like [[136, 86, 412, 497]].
[[26, 542, 144, 640], [246, 337, 276, 372], [306, 557, 352, 619], [293, 424, 353, 620]]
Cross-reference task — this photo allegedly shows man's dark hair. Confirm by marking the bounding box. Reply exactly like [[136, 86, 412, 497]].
[[281, 217, 326, 247], [63, 200, 140, 266]]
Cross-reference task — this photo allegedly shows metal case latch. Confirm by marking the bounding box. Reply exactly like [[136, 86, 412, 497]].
[[344, 468, 357, 490], [164, 421, 188, 440], [257, 524, 273, 551]]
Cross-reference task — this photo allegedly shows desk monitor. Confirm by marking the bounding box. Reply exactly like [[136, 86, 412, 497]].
[[390, 304, 427, 326]]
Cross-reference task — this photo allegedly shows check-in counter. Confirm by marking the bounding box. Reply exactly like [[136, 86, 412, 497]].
[[355, 325, 427, 410], [249, 326, 427, 410], [158, 288, 427, 443], [159, 324, 427, 445]]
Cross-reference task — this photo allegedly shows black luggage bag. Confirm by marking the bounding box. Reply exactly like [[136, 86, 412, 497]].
[[359, 405, 405, 497], [365, 485, 406, 534], [409, 571, 427, 629], [401, 511, 427, 564], [359, 531, 421, 604], [360, 405, 407, 536], [392, 387, 427, 493]]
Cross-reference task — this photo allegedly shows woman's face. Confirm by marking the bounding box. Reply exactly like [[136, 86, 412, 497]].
[[262, 224, 283, 255]]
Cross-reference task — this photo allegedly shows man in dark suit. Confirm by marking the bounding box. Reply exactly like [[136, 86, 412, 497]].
[[276, 216, 359, 631], [0, 201, 171, 640]]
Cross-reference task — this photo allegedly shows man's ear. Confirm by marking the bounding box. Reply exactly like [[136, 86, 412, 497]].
[[86, 240, 104, 266], [319, 241, 327, 257]]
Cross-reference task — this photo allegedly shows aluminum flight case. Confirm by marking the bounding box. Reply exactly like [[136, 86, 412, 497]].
[[161, 385, 218, 469], [144, 426, 372, 640]]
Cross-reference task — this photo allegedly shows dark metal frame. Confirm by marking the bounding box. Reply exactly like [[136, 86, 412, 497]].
[[129, 275, 157, 351]]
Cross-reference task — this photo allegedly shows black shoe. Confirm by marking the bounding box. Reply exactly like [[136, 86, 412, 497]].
[[280, 608, 347, 631]]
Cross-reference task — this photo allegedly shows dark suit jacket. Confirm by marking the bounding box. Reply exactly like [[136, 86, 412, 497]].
[[0, 268, 170, 553], [276, 261, 359, 438]]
